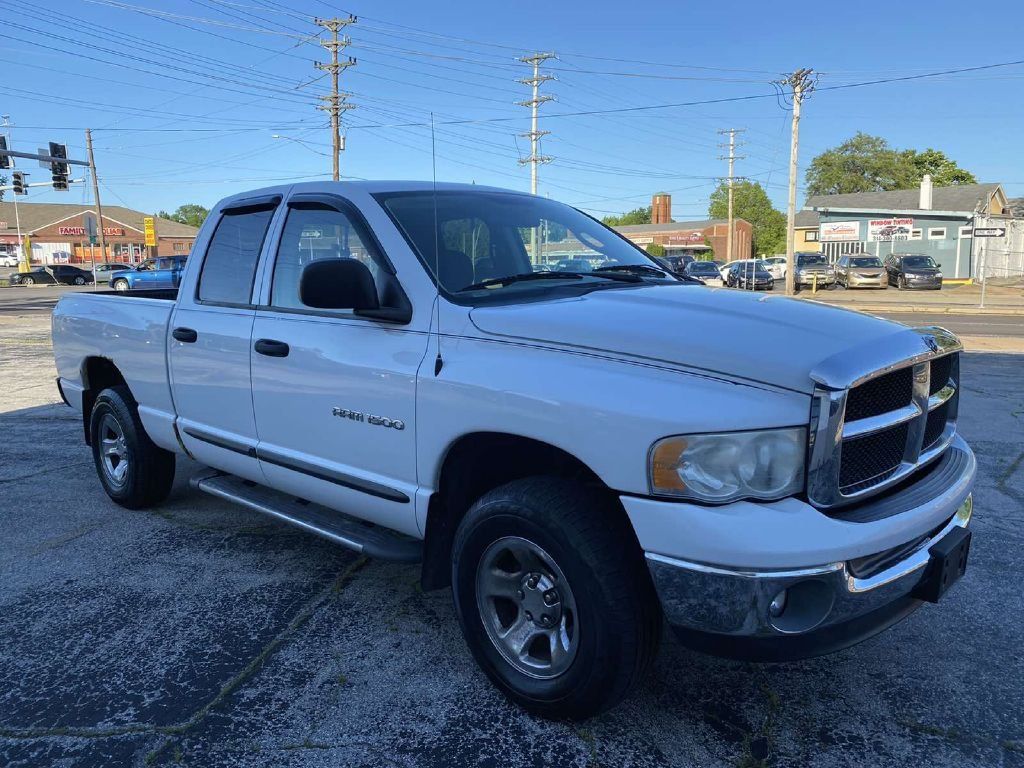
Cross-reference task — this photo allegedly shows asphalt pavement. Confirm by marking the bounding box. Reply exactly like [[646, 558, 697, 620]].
[[2, 295, 1023, 767]]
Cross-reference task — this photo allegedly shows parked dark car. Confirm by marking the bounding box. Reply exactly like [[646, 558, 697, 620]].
[[8, 264, 95, 286], [885, 253, 943, 290], [725, 260, 774, 290], [663, 254, 695, 272], [552, 258, 594, 273], [683, 260, 725, 286]]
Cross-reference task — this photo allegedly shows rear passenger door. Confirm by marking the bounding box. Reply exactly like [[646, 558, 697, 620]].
[[168, 195, 282, 484]]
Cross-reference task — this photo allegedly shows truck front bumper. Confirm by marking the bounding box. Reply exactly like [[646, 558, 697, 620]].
[[623, 436, 975, 661]]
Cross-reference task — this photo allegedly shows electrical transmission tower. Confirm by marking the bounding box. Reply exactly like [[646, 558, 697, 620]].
[[315, 16, 357, 181], [717, 128, 746, 264], [517, 52, 556, 196], [779, 68, 815, 295]]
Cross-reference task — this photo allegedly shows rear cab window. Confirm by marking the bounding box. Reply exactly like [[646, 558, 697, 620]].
[[197, 204, 276, 305]]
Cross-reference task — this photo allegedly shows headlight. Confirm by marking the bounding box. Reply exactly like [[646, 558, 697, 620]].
[[650, 427, 806, 502], [936, 272, 943, 278]]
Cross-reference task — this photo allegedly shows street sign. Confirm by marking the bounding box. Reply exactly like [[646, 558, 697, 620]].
[[83, 213, 98, 246], [973, 227, 1006, 238], [143, 216, 157, 247]]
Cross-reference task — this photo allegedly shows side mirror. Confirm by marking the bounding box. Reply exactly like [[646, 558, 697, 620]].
[[299, 258, 380, 311]]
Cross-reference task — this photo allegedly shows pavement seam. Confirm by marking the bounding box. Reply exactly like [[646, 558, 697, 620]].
[[0, 556, 370, 748]]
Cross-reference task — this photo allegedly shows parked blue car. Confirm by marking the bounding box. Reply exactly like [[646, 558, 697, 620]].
[[108, 256, 187, 291]]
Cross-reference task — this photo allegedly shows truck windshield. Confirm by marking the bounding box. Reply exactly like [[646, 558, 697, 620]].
[[377, 191, 675, 301], [796, 254, 826, 267]]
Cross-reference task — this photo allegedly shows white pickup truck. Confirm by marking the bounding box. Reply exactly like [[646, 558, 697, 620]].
[[52, 181, 974, 719]]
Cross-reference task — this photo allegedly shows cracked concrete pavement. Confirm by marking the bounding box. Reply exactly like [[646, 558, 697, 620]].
[[1, 305, 1023, 768]]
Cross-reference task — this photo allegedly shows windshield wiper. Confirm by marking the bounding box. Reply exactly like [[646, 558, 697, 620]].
[[458, 270, 640, 292], [594, 264, 671, 278]]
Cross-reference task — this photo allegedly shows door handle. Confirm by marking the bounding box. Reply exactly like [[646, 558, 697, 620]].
[[254, 338, 290, 357], [172, 327, 198, 343]]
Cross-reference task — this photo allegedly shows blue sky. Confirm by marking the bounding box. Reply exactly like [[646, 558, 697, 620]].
[[2, 0, 1022, 219]]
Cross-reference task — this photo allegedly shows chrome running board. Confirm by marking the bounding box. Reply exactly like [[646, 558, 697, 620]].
[[189, 469, 422, 563]]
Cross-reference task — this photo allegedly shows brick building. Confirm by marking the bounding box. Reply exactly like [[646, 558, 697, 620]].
[[611, 193, 752, 260], [0, 202, 199, 265]]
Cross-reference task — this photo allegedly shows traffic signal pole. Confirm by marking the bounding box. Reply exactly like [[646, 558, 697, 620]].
[[85, 129, 108, 271], [1, 117, 27, 272]]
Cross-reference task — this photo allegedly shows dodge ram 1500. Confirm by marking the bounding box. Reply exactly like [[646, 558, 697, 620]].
[[52, 181, 974, 719]]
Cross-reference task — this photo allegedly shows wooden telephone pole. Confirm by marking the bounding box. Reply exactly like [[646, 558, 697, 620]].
[[315, 16, 356, 181], [781, 69, 814, 296]]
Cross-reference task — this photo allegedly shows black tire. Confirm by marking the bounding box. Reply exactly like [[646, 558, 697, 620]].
[[22, 276, 34, 286], [73, 275, 86, 285], [89, 385, 175, 509], [898, 275, 907, 290], [113, 279, 129, 292], [451, 477, 661, 720]]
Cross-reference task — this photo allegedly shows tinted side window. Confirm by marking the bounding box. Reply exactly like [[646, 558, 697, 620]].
[[198, 206, 276, 304], [270, 204, 384, 310]]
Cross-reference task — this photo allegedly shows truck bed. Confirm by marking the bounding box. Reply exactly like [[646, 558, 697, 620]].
[[52, 291, 178, 445]]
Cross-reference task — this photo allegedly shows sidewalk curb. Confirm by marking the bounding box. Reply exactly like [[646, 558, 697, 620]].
[[796, 298, 1024, 316]]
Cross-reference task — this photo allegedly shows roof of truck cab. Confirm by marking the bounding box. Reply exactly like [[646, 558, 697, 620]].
[[220, 180, 531, 204]]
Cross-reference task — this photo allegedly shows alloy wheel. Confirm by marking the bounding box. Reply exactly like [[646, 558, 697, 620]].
[[475, 536, 579, 679], [98, 412, 130, 488]]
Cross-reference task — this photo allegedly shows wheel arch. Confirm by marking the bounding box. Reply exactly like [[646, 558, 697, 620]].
[[420, 431, 628, 591], [80, 356, 130, 445]]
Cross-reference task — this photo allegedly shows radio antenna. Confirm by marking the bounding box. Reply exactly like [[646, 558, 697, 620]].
[[431, 112, 444, 376]]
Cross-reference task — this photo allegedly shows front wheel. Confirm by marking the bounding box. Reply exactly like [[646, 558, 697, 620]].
[[113, 279, 130, 292], [22, 276, 35, 286], [898, 275, 907, 290], [451, 477, 661, 720], [90, 385, 176, 509], [73, 275, 86, 285]]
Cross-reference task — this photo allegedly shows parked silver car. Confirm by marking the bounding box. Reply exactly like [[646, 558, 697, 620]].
[[836, 254, 887, 289], [795, 252, 836, 287]]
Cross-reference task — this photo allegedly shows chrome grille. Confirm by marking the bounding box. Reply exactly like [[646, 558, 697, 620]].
[[839, 422, 909, 493], [845, 367, 913, 421], [807, 327, 961, 509]]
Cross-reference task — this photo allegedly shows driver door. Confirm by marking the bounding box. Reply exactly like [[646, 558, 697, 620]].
[[248, 193, 429, 537]]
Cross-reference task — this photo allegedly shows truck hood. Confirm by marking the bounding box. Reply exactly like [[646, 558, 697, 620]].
[[469, 284, 909, 393]]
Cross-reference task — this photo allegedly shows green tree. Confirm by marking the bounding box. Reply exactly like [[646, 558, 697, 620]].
[[646, 243, 665, 257], [708, 180, 786, 255], [157, 204, 209, 229], [903, 148, 977, 187], [805, 133, 976, 196], [601, 206, 652, 226]]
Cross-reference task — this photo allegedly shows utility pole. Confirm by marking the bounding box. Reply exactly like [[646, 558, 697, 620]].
[[315, 16, 356, 181], [780, 68, 814, 296], [85, 128, 109, 271], [717, 128, 746, 264], [517, 52, 555, 263]]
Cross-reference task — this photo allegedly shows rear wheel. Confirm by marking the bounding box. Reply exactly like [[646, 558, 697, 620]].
[[90, 385, 175, 509], [113, 279, 130, 292], [451, 477, 661, 720], [73, 275, 86, 285]]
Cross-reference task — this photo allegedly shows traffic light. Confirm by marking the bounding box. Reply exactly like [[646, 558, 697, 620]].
[[12, 172, 27, 195], [49, 142, 69, 191], [0, 136, 9, 169]]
